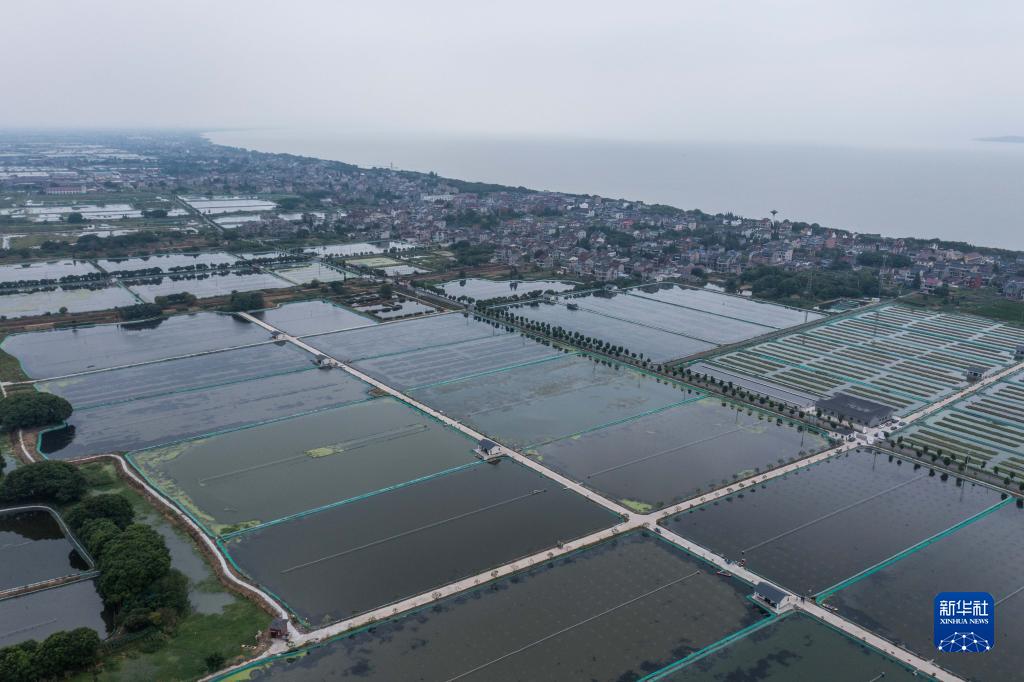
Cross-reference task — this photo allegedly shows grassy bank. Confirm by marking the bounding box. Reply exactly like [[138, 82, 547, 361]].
[[67, 462, 271, 681]]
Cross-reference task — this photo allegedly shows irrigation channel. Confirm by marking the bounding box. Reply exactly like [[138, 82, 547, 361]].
[[186, 310, 1024, 682]]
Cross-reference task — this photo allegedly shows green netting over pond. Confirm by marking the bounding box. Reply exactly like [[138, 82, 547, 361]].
[[218, 532, 768, 681]]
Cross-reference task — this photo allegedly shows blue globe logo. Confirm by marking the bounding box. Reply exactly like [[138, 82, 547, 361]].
[[938, 632, 991, 653]]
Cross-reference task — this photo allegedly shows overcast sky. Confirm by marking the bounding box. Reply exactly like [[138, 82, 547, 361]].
[[3, 0, 1021, 146]]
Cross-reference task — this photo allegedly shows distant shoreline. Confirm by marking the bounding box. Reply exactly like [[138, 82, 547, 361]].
[[976, 136, 1024, 144]]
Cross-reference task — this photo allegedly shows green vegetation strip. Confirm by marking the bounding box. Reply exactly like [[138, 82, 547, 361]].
[[815, 497, 1013, 602]]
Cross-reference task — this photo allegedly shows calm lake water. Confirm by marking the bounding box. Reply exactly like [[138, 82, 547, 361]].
[[206, 130, 1024, 250]]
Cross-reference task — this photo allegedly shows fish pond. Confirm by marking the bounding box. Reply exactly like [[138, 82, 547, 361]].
[[409, 354, 690, 449], [826, 501, 1024, 682], [3, 312, 269, 379], [534, 397, 828, 512], [218, 532, 768, 681], [664, 449, 1005, 596], [250, 300, 375, 337], [352, 333, 562, 390], [0, 507, 90, 591], [39, 368, 372, 459], [0, 285, 137, 319], [132, 398, 479, 535], [221, 458, 618, 625], [657, 612, 918, 681], [0, 580, 109, 648], [38, 342, 311, 408]]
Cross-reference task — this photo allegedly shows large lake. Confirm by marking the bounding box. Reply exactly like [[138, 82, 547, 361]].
[[206, 130, 1024, 250]]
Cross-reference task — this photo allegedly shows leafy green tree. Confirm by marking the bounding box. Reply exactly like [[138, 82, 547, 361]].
[[0, 460, 86, 504], [65, 494, 135, 534], [0, 641, 36, 682], [32, 628, 100, 678], [379, 283, 393, 299], [118, 303, 164, 321], [224, 290, 265, 312], [206, 652, 226, 673], [78, 518, 123, 558], [97, 524, 171, 611], [0, 393, 73, 430], [66, 212, 85, 224]]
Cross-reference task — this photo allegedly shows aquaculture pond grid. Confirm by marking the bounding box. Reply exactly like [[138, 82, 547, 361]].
[[219, 458, 619, 626], [663, 448, 1006, 596], [696, 304, 1024, 415], [129, 397, 481, 536], [652, 611, 920, 681], [502, 299, 715, 363], [499, 284, 822, 364], [38, 368, 374, 460], [408, 353, 693, 449], [900, 368, 1024, 474], [216, 531, 770, 682], [533, 396, 829, 512], [825, 502, 1024, 682]]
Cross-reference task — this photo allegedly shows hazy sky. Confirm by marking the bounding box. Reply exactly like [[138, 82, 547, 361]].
[[3, 1, 1022, 145]]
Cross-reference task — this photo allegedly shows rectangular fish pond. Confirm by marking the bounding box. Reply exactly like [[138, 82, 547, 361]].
[[0, 284, 138, 319], [654, 611, 919, 681], [305, 312, 505, 360], [0, 580, 109, 648], [39, 368, 373, 460], [216, 531, 769, 682], [663, 448, 1006, 596], [219, 458, 619, 626], [533, 396, 829, 512], [249, 300, 376, 337], [408, 354, 692, 449], [2, 311, 270, 379], [825, 501, 1024, 682], [38, 342, 312, 408], [0, 506, 92, 591], [352, 333, 563, 390], [123, 270, 293, 302], [131, 398, 480, 536]]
